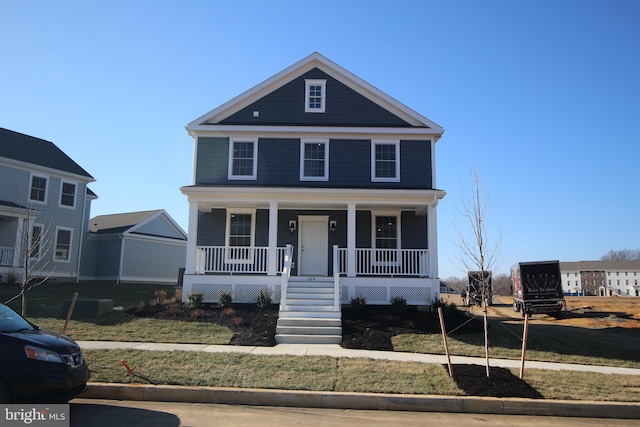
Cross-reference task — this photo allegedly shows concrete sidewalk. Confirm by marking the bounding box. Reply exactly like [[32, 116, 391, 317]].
[[77, 341, 640, 420], [78, 341, 640, 376]]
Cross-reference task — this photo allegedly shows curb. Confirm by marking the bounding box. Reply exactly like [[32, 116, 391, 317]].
[[81, 383, 640, 419]]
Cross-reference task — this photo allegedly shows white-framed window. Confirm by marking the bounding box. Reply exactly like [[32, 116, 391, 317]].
[[228, 138, 258, 180], [59, 181, 77, 208], [226, 209, 255, 262], [54, 227, 73, 262], [30, 223, 43, 260], [371, 140, 400, 182], [29, 174, 48, 204], [305, 79, 326, 113], [300, 139, 329, 181], [372, 211, 401, 265]]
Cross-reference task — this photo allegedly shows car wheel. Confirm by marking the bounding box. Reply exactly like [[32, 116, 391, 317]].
[[0, 379, 13, 404]]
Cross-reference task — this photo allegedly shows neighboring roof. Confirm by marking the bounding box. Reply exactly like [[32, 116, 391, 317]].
[[0, 128, 94, 180], [89, 210, 163, 234], [560, 260, 640, 271], [89, 209, 187, 240], [187, 52, 444, 135]]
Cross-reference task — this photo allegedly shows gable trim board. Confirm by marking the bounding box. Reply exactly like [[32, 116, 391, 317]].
[[187, 52, 444, 135]]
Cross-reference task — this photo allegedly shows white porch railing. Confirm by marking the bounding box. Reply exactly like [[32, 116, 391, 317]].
[[337, 248, 429, 277], [0, 247, 14, 266], [195, 246, 286, 274]]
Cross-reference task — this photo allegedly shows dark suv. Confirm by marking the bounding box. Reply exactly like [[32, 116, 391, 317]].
[[0, 303, 89, 403]]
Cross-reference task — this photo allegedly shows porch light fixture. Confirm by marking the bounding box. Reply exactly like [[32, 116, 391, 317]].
[[329, 221, 337, 233], [289, 220, 297, 233]]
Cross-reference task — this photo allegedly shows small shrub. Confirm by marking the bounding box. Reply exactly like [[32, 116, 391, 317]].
[[390, 296, 408, 313], [154, 290, 168, 304], [218, 290, 233, 308], [186, 292, 203, 309], [350, 296, 367, 311], [255, 289, 273, 309]]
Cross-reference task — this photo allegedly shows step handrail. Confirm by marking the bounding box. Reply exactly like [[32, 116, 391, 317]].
[[332, 245, 340, 311], [280, 244, 293, 311]]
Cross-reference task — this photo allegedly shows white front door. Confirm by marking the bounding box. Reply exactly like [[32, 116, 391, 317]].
[[298, 216, 328, 276]]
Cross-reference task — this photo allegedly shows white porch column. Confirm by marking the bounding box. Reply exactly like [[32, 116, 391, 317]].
[[428, 202, 439, 279], [185, 202, 199, 274], [347, 202, 356, 277], [267, 201, 278, 276]]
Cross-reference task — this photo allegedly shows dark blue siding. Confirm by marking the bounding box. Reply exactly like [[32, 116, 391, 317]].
[[195, 137, 433, 189], [197, 210, 226, 246], [401, 211, 428, 249], [195, 137, 229, 185], [221, 69, 415, 128]]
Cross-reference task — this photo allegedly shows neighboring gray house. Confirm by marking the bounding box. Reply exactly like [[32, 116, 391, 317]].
[[0, 128, 96, 283], [80, 209, 187, 284], [181, 53, 446, 343]]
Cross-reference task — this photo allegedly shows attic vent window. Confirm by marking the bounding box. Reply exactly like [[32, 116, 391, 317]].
[[305, 79, 326, 113]]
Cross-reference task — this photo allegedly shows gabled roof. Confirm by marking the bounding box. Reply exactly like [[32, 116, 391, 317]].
[[0, 128, 94, 180], [187, 52, 443, 135], [89, 209, 187, 240]]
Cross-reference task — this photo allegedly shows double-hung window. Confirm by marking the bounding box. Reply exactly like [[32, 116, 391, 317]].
[[60, 181, 77, 208], [373, 213, 400, 265], [29, 174, 48, 203], [300, 139, 329, 181], [226, 210, 255, 262], [305, 79, 326, 113], [54, 227, 72, 262], [228, 139, 258, 180], [371, 140, 400, 182]]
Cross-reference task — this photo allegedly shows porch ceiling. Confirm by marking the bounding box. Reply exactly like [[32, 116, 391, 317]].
[[181, 186, 445, 215]]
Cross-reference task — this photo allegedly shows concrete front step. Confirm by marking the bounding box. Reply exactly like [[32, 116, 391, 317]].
[[285, 298, 334, 305], [277, 317, 341, 327], [286, 287, 334, 294], [276, 325, 342, 335], [275, 334, 342, 345], [278, 310, 341, 319]]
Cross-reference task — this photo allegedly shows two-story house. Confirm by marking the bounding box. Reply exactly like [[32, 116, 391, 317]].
[[0, 128, 95, 284], [181, 53, 445, 343]]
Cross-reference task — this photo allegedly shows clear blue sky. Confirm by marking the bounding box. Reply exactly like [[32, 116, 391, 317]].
[[2, 1, 639, 279]]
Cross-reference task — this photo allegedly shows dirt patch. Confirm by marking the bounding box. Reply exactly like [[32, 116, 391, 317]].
[[450, 364, 544, 399]]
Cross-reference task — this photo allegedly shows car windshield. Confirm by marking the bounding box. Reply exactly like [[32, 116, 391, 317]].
[[0, 304, 36, 333]]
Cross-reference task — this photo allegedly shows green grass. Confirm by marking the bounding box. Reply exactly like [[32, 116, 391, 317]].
[[3, 282, 640, 401], [84, 349, 640, 402]]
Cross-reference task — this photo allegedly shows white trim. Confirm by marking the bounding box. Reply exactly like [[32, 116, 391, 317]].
[[228, 138, 258, 180], [29, 173, 49, 205], [188, 125, 441, 139], [225, 208, 256, 262], [59, 180, 77, 209], [371, 210, 402, 251], [53, 226, 73, 263], [371, 140, 400, 182], [299, 139, 329, 181], [305, 79, 326, 113]]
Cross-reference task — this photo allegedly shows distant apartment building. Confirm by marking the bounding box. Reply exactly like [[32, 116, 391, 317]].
[[560, 260, 640, 297]]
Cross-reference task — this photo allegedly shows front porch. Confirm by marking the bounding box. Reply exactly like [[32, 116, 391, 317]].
[[182, 245, 439, 307]]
